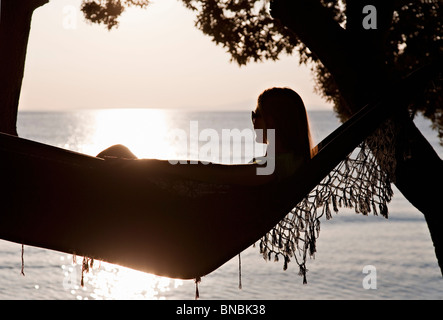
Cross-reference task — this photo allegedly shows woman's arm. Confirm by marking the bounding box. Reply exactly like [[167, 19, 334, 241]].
[[97, 144, 275, 186], [137, 159, 276, 186]]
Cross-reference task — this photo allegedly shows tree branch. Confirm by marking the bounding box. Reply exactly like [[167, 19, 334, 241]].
[[345, 0, 395, 93], [31, 0, 49, 9], [270, 0, 350, 93], [270, 0, 398, 112]]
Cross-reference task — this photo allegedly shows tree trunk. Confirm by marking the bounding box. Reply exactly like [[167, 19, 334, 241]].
[[271, 0, 443, 274], [0, 0, 48, 136], [393, 112, 443, 273]]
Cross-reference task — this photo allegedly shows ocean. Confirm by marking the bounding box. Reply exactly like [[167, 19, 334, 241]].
[[0, 108, 442, 300]]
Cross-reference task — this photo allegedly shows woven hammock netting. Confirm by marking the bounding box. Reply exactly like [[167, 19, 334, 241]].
[[259, 118, 398, 284]]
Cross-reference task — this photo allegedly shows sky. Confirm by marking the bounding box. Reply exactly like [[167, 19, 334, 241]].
[[19, 0, 333, 112]]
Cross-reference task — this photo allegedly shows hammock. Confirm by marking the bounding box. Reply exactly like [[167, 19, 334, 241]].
[[0, 65, 437, 284]]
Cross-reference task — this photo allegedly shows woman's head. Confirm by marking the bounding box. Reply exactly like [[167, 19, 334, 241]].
[[253, 87, 315, 160]]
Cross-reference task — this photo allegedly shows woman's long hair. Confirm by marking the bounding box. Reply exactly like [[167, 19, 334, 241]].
[[257, 87, 316, 160]]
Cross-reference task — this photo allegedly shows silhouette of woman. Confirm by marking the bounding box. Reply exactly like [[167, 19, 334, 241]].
[[97, 87, 316, 185], [251, 87, 317, 179]]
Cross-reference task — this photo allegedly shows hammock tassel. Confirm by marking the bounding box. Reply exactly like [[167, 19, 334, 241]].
[[80, 257, 94, 287], [21, 244, 25, 276], [238, 253, 242, 290], [194, 277, 201, 300], [298, 264, 308, 285]]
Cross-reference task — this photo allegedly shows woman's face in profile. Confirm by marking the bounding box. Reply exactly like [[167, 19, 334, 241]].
[[252, 108, 267, 144]]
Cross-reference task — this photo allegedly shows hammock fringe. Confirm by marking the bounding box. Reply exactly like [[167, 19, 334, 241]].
[[195, 276, 201, 300], [21, 244, 25, 276], [259, 119, 398, 283]]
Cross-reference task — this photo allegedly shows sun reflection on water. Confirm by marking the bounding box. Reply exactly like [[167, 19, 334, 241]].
[[61, 255, 184, 300], [82, 108, 178, 159], [62, 108, 185, 299]]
